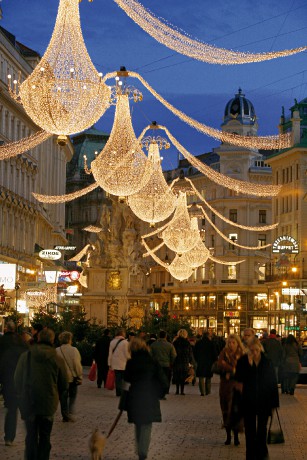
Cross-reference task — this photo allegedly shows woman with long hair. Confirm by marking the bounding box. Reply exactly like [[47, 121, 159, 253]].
[[235, 336, 279, 460], [217, 333, 244, 446], [172, 329, 194, 395]]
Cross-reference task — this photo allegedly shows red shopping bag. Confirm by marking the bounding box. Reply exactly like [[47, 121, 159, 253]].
[[105, 369, 115, 390], [88, 362, 97, 381]]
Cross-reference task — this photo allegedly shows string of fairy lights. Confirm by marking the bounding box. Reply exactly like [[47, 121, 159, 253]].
[[0, 131, 52, 160], [113, 0, 307, 65]]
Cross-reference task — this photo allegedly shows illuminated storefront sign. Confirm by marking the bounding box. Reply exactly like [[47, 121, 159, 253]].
[[39, 249, 62, 260], [0, 264, 16, 289], [272, 236, 299, 254]]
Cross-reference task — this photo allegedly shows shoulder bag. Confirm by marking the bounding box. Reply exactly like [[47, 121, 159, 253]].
[[60, 346, 82, 386], [267, 408, 285, 444]]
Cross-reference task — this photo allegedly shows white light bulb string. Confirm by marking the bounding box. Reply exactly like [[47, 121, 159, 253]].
[[103, 71, 291, 151], [32, 182, 98, 203], [0, 131, 52, 160], [184, 177, 279, 231], [113, 0, 307, 65]]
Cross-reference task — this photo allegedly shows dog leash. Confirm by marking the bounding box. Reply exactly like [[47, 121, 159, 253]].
[[107, 411, 123, 439]]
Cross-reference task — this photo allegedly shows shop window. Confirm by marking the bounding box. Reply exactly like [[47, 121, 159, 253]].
[[191, 294, 198, 309], [172, 295, 181, 310], [199, 295, 206, 308], [225, 293, 241, 310], [208, 295, 216, 309], [183, 294, 190, 310], [254, 294, 268, 310]]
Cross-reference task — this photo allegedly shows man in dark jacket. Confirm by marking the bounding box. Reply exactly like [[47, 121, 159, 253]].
[[193, 330, 217, 396], [150, 330, 177, 394], [14, 328, 68, 460], [94, 328, 111, 388], [263, 329, 283, 381], [0, 321, 28, 446]]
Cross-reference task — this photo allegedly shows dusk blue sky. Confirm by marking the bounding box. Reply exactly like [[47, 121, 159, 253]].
[[2, 0, 307, 170]]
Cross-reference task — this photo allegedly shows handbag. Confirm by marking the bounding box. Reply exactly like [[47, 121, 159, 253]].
[[267, 408, 285, 444], [185, 365, 195, 383], [211, 361, 222, 375], [105, 369, 115, 390], [88, 361, 97, 381]]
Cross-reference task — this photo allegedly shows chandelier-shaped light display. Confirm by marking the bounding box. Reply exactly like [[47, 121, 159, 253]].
[[0, 131, 52, 160], [168, 255, 193, 281], [180, 238, 210, 269], [162, 192, 199, 254], [114, 0, 307, 65], [87, 92, 152, 197], [33, 182, 98, 203], [9, 0, 110, 138], [128, 138, 176, 225]]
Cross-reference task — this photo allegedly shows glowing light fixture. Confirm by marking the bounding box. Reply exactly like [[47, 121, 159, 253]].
[[8, 0, 110, 139], [0, 131, 52, 160], [33, 182, 98, 203], [128, 136, 176, 225], [162, 192, 199, 254], [85, 89, 152, 197]]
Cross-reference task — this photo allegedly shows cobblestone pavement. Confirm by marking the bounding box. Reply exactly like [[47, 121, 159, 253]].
[[1, 370, 307, 460]]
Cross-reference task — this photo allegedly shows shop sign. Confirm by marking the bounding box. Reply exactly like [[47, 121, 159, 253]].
[[54, 245, 76, 251], [0, 263, 16, 289], [272, 236, 299, 254], [224, 311, 240, 318], [39, 249, 62, 260], [285, 326, 300, 331]]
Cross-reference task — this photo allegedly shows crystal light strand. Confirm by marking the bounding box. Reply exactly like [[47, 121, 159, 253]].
[[184, 177, 279, 230], [129, 72, 291, 150], [0, 131, 52, 160], [201, 207, 271, 250], [114, 0, 307, 64], [32, 182, 98, 203]]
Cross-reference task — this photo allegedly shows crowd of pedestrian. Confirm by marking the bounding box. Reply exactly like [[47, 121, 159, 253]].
[[0, 320, 305, 460]]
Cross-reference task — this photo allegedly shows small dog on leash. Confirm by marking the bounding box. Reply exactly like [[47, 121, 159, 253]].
[[89, 428, 107, 460]]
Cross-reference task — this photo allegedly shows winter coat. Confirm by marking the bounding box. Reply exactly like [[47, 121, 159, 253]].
[[94, 335, 111, 368], [150, 338, 177, 368], [172, 337, 193, 383], [14, 342, 68, 417], [122, 350, 168, 425], [217, 347, 244, 430], [263, 336, 283, 367], [193, 337, 217, 377], [56, 344, 83, 383], [108, 336, 130, 371], [235, 353, 279, 417], [0, 331, 28, 401], [283, 342, 302, 373]]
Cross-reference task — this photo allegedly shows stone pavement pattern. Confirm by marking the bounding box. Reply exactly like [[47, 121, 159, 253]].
[[1, 371, 307, 460]]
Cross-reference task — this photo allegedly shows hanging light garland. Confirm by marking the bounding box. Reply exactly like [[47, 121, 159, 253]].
[[22, 286, 57, 311], [8, 0, 110, 141], [84, 88, 152, 198], [32, 182, 98, 203], [103, 71, 291, 150], [183, 177, 279, 231], [128, 137, 177, 225], [114, 0, 307, 65], [0, 131, 52, 160], [168, 255, 193, 281], [201, 206, 271, 250], [162, 192, 199, 254], [135, 122, 282, 197]]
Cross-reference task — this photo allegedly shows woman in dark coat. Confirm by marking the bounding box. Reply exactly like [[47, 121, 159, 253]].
[[217, 333, 245, 446], [172, 329, 194, 395], [282, 334, 302, 395], [194, 330, 217, 396], [235, 337, 279, 460], [121, 338, 168, 460]]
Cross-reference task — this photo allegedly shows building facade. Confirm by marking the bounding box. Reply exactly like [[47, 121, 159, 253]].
[[0, 26, 73, 325]]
